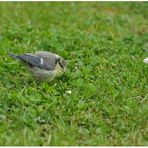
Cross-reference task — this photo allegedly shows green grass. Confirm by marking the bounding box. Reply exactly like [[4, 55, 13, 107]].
[[0, 2, 148, 146]]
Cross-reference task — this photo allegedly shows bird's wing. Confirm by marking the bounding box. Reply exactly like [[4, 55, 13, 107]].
[[35, 51, 58, 68], [9, 53, 55, 71], [35, 51, 59, 61]]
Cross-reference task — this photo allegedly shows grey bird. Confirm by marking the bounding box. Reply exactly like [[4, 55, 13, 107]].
[[8, 51, 66, 82]]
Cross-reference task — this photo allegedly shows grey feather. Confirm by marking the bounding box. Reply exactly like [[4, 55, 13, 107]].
[[8, 52, 20, 60], [8, 52, 55, 71]]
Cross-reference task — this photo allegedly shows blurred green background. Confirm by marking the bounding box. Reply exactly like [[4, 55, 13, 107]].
[[0, 2, 147, 146]]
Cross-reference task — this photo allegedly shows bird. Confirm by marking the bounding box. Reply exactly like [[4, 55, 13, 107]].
[[8, 51, 66, 82]]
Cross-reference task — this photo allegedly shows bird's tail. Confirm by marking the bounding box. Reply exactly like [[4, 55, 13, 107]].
[[8, 52, 19, 60]]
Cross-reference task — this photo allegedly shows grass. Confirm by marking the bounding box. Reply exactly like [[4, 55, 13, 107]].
[[0, 2, 148, 146]]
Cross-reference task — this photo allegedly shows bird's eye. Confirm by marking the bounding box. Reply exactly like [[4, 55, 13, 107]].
[[55, 58, 65, 69], [59, 60, 64, 68]]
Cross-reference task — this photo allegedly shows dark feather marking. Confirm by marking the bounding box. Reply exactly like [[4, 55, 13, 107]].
[[9, 53, 54, 71]]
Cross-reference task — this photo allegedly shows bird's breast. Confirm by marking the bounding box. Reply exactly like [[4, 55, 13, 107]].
[[29, 67, 56, 81]]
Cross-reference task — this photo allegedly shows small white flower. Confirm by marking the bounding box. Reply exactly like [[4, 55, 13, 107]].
[[66, 90, 72, 94], [143, 58, 148, 64]]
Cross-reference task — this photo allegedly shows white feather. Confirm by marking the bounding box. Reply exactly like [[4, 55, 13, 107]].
[[40, 58, 44, 65]]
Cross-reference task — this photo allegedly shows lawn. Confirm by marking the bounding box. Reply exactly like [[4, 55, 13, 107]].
[[0, 2, 148, 146]]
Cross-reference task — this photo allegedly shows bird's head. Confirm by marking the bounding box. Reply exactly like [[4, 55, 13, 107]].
[[55, 57, 66, 77]]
